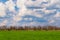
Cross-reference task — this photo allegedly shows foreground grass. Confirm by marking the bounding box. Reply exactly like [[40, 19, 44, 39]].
[[0, 30, 60, 40]]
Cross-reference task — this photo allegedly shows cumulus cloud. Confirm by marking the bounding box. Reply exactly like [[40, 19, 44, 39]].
[[13, 16, 22, 22], [25, 0, 48, 6], [0, 2, 6, 17], [0, 20, 7, 26], [5, 0, 16, 12], [26, 9, 43, 18], [48, 19, 55, 23], [54, 12, 60, 17], [16, 0, 27, 17], [44, 9, 56, 14], [0, 0, 60, 26]]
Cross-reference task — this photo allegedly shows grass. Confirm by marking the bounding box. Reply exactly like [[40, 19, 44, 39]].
[[0, 30, 60, 40]]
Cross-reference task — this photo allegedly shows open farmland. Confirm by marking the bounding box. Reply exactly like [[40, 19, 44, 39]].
[[0, 30, 60, 40]]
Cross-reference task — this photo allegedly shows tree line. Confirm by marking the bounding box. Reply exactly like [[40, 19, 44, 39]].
[[0, 26, 60, 30]]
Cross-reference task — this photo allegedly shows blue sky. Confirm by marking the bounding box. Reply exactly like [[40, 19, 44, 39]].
[[0, 0, 60, 27]]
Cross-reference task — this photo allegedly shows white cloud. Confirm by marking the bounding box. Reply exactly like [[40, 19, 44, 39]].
[[44, 9, 56, 14], [50, 0, 60, 4], [0, 2, 6, 17], [16, 0, 27, 16], [24, 18, 33, 21], [48, 20, 55, 23], [26, 10, 43, 18], [13, 16, 22, 22], [21, 22, 38, 26], [0, 0, 60, 26], [34, 13, 43, 18], [5, 0, 16, 12], [16, 0, 43, 19], [0, 20, 7, 26], [54, 12, 60, 17], [25, 0, 48, 6]]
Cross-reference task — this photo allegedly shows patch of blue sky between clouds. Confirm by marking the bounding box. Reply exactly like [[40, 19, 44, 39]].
[[12, 0, 17, 4], [0, 0, 8, 3]]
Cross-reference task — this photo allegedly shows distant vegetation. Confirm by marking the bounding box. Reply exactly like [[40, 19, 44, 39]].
[[0, 26, 60, 30]]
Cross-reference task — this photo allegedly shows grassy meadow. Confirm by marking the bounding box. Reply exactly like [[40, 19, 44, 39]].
[[0, 30, 60, 40]]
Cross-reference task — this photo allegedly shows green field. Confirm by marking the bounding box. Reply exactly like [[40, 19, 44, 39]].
[[0, 30, 60, 40]]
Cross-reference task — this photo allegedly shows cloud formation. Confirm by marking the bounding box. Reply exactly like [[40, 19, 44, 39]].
[[0, 0, 60, 26], [0, 2, 6, 17]]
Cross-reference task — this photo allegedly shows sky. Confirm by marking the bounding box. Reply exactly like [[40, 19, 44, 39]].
[[0, 0, 60, 27]]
